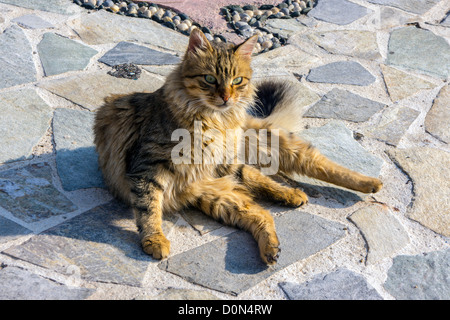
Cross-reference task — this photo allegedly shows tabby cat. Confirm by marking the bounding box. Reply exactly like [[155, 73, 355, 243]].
[[94, 29, 382, 265]]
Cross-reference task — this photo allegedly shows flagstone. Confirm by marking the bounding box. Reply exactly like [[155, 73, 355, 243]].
[[367, 0, 440, 15], [12, 14, 54, 29], [304, 88, 385, 122], [307, 0, 369, 25], [381, 65, 437, 102], [159, 210, 346, 295], [279, 268, 383, 300], [306, 61, 376, 86], [387, 26, 450, 79], [425, 85, 450, 144], [0, 0, 82, 15], [2, 200, 177, 287], [99, 41, 181, 67], [0, 25, 36, 89], [52, 108, 105, 191], [0, 89, 52, 164], [37, 71, 164, 111], [387, 147, 450, 237], [38, 33, 98, 76], [0, 163, 78, 223], [364, 105, 420, 146], [0, 266, 94, 300], [307, 30, 380, 60], [0, 216, 32, 245], [384, 249, 450, 300], [68, 10, 188, 53], [348, 204, 410, 264]]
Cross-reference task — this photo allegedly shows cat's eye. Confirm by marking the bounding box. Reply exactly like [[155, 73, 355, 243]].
[[204, 75, 217, 84], [232, 77, 243, 85]]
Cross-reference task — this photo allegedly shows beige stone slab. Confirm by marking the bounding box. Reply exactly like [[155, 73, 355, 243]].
[[308, 30, 381, 60], [38, 71, 164, 111], [68, 10, 188, 53], [349, 204, 410, 264], [425, 85, 450, 144], [388, 147, 450, 237], [381, 65, 437, 102]]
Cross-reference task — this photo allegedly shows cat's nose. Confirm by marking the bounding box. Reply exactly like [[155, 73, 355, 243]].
[[221, 94, 230, 103]]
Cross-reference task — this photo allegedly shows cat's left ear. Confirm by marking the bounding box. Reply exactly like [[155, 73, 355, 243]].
[[235, 35, 258, 57]]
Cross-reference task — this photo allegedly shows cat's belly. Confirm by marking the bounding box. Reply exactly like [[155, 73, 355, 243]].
[[161, 163, 216, 213]]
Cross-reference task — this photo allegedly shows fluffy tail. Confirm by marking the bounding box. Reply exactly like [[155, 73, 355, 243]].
[[248, 80, 307, 132]]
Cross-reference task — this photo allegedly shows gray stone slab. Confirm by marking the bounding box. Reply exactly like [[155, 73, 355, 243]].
[[0, 163, 78, 223], [3, 200, 162, 287], [279, 268, 383, 300], [365, 106, 420, 146], [99, 41, 181, 67], [265, 19, 307, 38], [37, 71, 164, 111], [387, 147, 450, 237], [53, 108, 105, 191], [348, 205, 410, 264], [308, 0, 369, 25], [294, 121, 384, 204], [159, 210, 346, 295], [307, 61, 376, 86], [0, 216, 32, 244], [425, 85, 450, 144], [68, 10, 188, 53], [38, 33, 98, 76], [0, 89, 52, 163], [12, 14, 54, 29], [387, 26, 450, 79], [367, 0, 440, 15], [384, 249, 450, 300], [0, 25, 36, 89], [0, 0, 82, 15], [304, 88, 385, 122], [0, 266, 94, 300], [149, 288, 220, 300]]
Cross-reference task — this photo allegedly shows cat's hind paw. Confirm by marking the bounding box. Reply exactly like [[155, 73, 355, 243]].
[[141, 233, 170, 260]]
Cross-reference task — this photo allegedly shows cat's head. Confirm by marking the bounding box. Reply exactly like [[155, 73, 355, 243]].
[[180, 29, 257, 112]]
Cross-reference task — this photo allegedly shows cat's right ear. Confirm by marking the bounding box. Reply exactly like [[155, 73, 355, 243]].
[[187, 28, 212, 54]]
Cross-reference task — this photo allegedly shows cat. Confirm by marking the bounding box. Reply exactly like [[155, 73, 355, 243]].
[[94, 29, 382, 265]]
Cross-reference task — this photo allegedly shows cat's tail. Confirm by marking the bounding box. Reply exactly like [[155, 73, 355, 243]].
[[248, 80, 307, 132]]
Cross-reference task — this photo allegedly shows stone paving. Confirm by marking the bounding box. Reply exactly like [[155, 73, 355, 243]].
[[0, 0, 449, 300]]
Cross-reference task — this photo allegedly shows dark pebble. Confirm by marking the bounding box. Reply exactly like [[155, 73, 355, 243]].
[[291, 11, 301, 17], [260, 4, 274, 10], [215, 34, 227, 42], [302, 7, 312, 14], [82, 3, 96, 9], [277, 3, 288, 9], [163, 21, 176, 30], [201, 26, 211, 34], [149, 3, 159, 9], [268, 14, 278, 19], [243, 5, 256, 11], [178, 13, 189, 20], [152, 15, 162, 23], [281, 15, 292, 19], [73, 0, 82, 5], [227, 5, 244, 13]]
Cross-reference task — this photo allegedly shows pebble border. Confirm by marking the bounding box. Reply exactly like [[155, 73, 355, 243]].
[[71, 0, 316, 54]]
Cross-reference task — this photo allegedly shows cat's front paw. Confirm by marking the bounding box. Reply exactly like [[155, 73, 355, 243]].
[[258, 232, 281, 265], [284, 188, 309, 207], [141, 233, 170, 260], [358, 177, 383, 194]]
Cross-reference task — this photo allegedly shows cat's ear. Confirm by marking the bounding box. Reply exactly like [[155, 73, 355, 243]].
[[235, 35, 258, 57], [187, 28, 212, 54]]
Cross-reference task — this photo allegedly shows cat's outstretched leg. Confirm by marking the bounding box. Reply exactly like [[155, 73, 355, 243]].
[[233, 164, 308, 207], [244, 118, 383, 194], [183, 177, 280, 265], [129, 175, 170, 260]]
